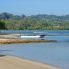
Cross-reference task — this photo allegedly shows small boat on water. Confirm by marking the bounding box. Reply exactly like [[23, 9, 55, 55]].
[[0, 33, 45, 39], [20, 35, 45, 38]]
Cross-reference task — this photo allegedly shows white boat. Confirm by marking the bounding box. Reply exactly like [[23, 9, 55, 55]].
[[0, 34, 45, 39], [20, 35, 45, 38]]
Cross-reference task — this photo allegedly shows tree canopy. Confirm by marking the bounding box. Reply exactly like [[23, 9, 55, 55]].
[[0, 12, 69, 30]]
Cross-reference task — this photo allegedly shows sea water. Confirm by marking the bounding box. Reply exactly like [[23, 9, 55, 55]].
[[0, 30, 69, 69]]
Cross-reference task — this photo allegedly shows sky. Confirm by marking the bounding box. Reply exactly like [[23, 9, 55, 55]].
[[0, 0, 69, 15]]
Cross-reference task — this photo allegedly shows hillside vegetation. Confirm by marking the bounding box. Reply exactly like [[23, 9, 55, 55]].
[[0, 12, 69, 30]]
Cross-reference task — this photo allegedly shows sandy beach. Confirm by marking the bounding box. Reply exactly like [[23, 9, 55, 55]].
[[0, 38, 57, 44], [0, 55, 60, 69]]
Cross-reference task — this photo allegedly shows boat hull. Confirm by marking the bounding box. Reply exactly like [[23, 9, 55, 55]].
[[21, 35, 41, 38]]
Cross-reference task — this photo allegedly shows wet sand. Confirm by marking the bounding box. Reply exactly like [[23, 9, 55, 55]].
[[0, 55, 60, 69], [0, 38, 57, 44]]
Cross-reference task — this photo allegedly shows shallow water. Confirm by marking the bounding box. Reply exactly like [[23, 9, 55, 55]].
[[0, 30, 69, 69]]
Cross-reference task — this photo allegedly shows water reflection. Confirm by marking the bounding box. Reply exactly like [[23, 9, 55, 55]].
[[0, 44, 12, 54]]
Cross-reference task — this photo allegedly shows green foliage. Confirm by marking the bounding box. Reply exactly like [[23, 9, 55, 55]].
[[0, 12, 69, 30], [0, 20, 6, 29]]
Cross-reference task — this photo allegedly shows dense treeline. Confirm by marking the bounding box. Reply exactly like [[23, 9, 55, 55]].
[[0, 12, 69, 30]]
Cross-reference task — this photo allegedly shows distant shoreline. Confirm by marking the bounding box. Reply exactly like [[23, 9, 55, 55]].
[[0, 12, 69, 30]]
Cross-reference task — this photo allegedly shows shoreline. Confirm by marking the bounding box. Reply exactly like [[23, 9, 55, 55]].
[[0, 55, 60, 69], [0, 34, 57, 44], [0, 38, 57, 44]]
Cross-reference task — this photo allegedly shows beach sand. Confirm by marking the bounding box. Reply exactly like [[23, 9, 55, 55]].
[[0, 55, 60, 69], [0, 38, 57, 44]]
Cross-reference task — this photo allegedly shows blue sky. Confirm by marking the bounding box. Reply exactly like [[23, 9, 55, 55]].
[[0, 0, 69, 15]]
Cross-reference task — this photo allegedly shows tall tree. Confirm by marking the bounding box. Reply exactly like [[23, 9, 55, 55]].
[[0, 21, 6, 29]]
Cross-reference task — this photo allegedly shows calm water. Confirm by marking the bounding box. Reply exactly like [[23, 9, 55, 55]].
[[0, 30, 69, 69]]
